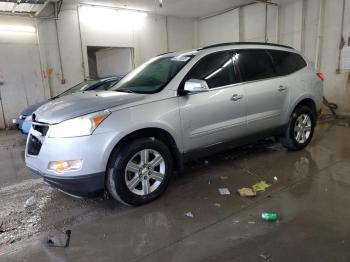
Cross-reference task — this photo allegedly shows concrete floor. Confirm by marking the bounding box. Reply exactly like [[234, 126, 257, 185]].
[[0, 121, 350, 262]]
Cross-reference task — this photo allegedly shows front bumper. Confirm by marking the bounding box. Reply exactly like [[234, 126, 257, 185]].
[[28, 166, 105, 197], [25, 128, 123, 197]]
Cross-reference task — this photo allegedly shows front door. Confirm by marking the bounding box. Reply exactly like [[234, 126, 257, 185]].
[[179, 51, 246, 153]]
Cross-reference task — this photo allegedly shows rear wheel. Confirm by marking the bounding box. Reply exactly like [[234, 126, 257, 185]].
[[106, 137, 173, 206], [281, 106, 316, 151]]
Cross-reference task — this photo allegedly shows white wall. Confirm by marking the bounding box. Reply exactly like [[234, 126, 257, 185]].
[[167, 16, 196, 51], [198, 9, 239, 47], [278, 0, 303, 50], [278, 0, 350, 113], [197, 3, 278, 46], [0, 16, 45, 128], [74, 4, 196, 78]]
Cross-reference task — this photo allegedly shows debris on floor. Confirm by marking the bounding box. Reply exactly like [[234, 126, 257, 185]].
[[252, 181, 270, 192], [233, 219, 240, 224], [24, 196, 36, 208], [248, 221, 256, 224], [185, 212, 194, 218], [220, 175, 229, 180], [237, 187, 256, 197], [0, 221, 4, 234], [204, 160, 209, 165], [259, 251, 272, 260], [218, 188, 231, 195], [273, 176, 278, 183], [214, 203, 221, 207], [47, 230, 71, 247], [261, 212, 278, 222]]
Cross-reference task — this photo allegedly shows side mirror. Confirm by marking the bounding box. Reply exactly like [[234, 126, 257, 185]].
[[183, 79, 209, 93]]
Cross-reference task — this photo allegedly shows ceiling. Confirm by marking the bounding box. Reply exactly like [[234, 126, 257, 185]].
[[0, 0, 47, 14], [77, 0, 256, 18]]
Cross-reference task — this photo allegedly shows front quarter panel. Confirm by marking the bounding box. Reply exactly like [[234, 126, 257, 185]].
[[94, 96, 182, 157]]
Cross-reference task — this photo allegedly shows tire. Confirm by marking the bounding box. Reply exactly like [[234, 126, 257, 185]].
[[280, 106, 316, 151], [106, 137, 173, 206]]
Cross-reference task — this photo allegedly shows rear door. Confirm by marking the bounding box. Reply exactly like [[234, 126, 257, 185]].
[[179, 51, 246, 153], [236, 49, 289, 134]]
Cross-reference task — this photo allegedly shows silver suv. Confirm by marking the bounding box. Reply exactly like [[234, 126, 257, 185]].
[[25, 43, 323, 205]]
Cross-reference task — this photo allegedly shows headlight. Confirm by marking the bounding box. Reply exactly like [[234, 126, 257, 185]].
[[49, 110, 111, 138], [19, 115, 27, 120]]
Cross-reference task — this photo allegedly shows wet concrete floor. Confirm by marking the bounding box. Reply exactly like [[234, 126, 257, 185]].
[[0, 122, 350, 261]]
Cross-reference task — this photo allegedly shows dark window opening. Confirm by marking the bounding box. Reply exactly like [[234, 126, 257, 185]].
[[267, 50, 307, 76], [236, 49, 276, 82], [185, 51, 239, 89]]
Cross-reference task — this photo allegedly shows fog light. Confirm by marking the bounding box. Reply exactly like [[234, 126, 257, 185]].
[[48, 160, 83, 173]]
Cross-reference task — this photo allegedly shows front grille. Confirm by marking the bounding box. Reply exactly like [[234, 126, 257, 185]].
[[32, 123, 49, 136], [27, 135, 42, 156], [27, 121, 49, 156]]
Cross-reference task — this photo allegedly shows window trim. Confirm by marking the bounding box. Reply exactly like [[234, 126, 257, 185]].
[[178, 48, 308, 95]]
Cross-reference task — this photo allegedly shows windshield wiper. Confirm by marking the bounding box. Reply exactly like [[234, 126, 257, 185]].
[[115, 89, 135, 93]]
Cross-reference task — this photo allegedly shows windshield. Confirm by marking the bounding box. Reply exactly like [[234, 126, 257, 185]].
[[110, 54, 194, 94], [57, 80, 99, 98]]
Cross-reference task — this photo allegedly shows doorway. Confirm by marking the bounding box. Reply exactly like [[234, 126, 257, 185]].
[[87, 46, 134, 79]]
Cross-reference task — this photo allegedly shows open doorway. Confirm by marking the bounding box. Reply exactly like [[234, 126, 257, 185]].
[[87, 46, 134, 79]]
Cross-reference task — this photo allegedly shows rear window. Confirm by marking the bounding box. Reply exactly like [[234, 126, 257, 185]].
[[236, 50, 276, 82], [267, 50, 307, 76]]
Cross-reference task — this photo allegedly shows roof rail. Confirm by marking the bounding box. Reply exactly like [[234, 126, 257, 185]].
[[199, 42, 294, 50]]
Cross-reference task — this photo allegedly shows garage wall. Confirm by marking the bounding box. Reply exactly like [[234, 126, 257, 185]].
[[198, 9, 240, 47], [0, 16, 46, 128], [167, 16, 196, 52], [56, 4, 196, 81], [197, 3, 278, 47], [278, 0, 350, 113]]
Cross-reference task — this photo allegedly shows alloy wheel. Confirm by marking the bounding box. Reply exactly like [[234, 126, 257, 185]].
[[294, 113, 312, 144], [124, 149, 165, 196]]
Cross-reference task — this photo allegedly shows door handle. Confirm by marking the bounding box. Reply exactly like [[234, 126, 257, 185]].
[[278, 85, 287, 91], [231, 94, 243, 101]]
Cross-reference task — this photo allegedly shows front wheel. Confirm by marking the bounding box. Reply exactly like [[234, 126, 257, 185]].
[[106, 137, 173, 206], [281, 106, 316, 151]]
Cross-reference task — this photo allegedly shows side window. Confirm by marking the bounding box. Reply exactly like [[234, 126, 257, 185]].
[[267, 50, 307, 76], [236, 50, 276, 82], [186, 51, 238, 89]]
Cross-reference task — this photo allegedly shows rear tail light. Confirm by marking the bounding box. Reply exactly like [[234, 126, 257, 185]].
[[317, 72, 324, 81]]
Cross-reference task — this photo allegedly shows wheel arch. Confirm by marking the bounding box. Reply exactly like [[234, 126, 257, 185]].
[[289, 96, 318, 119], [106, 127, 184, 175]]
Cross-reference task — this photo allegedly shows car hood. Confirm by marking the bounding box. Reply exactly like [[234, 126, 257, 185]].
[[34, 91, 145, 124], [20, 100, 49, 117]]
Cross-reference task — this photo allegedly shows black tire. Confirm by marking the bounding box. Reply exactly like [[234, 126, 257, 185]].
[[280, 106, 316, 151], [106, 137, 173, 206]]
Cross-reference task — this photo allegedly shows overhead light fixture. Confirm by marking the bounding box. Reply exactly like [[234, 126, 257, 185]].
[[0, 24, 36, 33], [159, 0, 163, 8]]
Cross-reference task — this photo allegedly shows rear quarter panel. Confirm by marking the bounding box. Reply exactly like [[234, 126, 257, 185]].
[[283, 64, 323, 124]]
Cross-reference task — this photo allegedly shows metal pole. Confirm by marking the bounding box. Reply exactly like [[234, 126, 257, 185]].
[[77, 4, 87, 79], [265, 0, 268, 43], [0, 90, 6, 129]]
